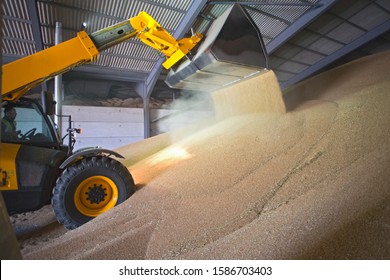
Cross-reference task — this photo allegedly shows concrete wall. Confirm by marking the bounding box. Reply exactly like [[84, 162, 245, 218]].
[[61, 106, 144, 150], [61, 105, 214, 151]]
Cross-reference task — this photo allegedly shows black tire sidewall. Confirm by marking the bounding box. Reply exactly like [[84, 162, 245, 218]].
[[53, 156, 134, 229]]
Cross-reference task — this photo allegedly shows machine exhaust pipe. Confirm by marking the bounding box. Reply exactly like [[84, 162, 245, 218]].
[[165, 4, 269, 92]]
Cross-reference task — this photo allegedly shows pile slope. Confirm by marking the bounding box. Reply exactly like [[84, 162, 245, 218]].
[[24, 50, 390, 259]]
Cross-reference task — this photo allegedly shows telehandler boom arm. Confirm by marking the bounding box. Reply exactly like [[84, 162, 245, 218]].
[[1, 11, 202, 102]]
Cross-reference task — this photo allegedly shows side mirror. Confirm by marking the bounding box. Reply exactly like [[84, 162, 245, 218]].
[[41, 91, 55, 115]]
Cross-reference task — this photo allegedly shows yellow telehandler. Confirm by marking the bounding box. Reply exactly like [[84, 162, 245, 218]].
[[1, 11, 202, 230], [1, 3, 268, 230]]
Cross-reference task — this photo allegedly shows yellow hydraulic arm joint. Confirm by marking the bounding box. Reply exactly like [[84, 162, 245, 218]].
[[130, 12, 203, 69], [2, 11, 202, 102]]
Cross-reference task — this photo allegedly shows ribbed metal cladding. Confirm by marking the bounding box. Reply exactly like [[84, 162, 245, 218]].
[[2, 0, 34, 56], [99, 41, 160, 72], [94, 54, 156, 72], [247, 9, 287, 42], [125, 0, 188, 31], [2, 39, 36, 57], [3, 0, 30, 19], [250, 0, 319, 23], [3, 18, 34, 41], [195, 0, 321, 48], [249, 5, 310, 24], [33, 0, 191, 72]]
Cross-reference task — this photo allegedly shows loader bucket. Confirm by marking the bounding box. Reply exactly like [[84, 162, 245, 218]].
[[165, 4, 268, 92]]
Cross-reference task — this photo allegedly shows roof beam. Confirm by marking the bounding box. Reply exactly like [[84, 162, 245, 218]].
[[245, 5, 291, 25], [266, 0, 338, 54], [26, 0, 44, 51], [37, 0, 123, 21], [26, 0, 47, 90], [138, 0, 187, 14], [208, 1, 319, 7], [282, 19, 390, 89]]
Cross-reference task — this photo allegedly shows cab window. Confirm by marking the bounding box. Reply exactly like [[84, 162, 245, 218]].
[[1, 105, 54, 144]]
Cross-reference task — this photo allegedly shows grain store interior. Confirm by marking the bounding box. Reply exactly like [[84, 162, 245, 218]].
[[1, 0, 390, 260]]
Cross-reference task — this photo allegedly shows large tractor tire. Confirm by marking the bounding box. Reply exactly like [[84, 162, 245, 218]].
[[52, 156, 135, 229]]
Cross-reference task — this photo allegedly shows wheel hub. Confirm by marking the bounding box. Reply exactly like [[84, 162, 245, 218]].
[[86, 184, 107, 204], [74, 175, 119, 217]]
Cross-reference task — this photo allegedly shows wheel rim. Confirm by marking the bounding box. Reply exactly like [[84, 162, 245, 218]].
[[74, 176, 118, 217]]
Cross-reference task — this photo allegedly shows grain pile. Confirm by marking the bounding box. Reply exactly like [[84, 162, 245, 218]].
[[23, 50, 390, 259]]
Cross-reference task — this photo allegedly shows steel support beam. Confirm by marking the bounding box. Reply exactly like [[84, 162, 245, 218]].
[[266, 0, 338, 54], [282, 19, 390, 89], [54, 22, 63, 137], [26, 0, 47, 91], [26, 0, 44, 51], [208, 1, 319, 7]]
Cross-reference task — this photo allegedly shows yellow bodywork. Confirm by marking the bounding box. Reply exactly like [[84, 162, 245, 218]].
[[0, 143, 20, 191], [1, 11, 202, 102], [2, 31, 98, 102], [130, 12, 203, 69]]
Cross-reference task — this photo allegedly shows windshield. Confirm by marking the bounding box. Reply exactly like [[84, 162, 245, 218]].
[[1, 103, 55, 145]]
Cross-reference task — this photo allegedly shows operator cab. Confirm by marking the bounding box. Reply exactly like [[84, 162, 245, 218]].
[[1, 98, 60, 148], [1, 98, 68, 213]]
